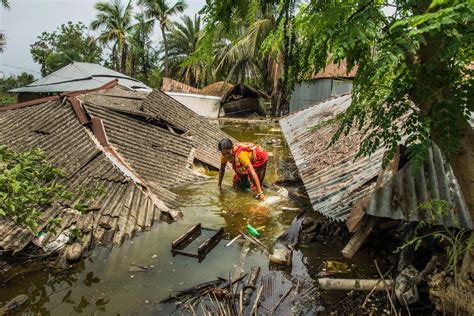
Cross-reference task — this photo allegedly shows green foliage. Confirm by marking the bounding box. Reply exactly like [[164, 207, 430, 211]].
[[68, 228, 85, 244], [0, 146, 107, 234], [30, 22, 103, 76], [398, 200, 472, 281], [138, 0, 187, 77], [166, 15, 203, 86], [146, 68, 163, 89], [292, 0, 474, 168], [0, 94, 17, 106], [0, 72, 35, 93], [0, 146, 71, 232], [91, 0, 133, 73]]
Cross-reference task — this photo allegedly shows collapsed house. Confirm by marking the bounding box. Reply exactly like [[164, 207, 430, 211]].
[[9, 62, 152, 103], [161, 79, 267, 118], [0, 80, 235, 261], [280, 94, 473, 256]]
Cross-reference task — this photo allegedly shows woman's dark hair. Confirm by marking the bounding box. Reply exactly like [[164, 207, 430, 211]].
[[218, 138, 234, 151]]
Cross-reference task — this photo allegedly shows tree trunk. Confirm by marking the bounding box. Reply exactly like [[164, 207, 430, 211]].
[[121, 42, 127, 74], [161, 25, 169, 77]]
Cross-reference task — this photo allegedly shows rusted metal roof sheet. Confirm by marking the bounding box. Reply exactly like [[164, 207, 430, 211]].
[[141, 90, 237, 169], [0, 96, 178, 253], [312, 60, 357, 79], [280, 94, 385, 221], [81, 101, 203, 188], [365, 143, 472, 229]]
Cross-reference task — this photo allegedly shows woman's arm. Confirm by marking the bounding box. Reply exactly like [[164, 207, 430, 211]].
[[246, 164, 265, 200], [218, 161, 227, 186]]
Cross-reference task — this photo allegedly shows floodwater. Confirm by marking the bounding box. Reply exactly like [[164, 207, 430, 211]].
[[0, 123, 376, 314]]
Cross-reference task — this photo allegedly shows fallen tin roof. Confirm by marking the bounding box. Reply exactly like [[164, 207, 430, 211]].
[[281, 94, 471, 228], [0, 97, 176, 253], [141, 90, 237, 169], [9, 62, 151, 93], [365, 143, 472, 229], [280, 94, 384, 221]]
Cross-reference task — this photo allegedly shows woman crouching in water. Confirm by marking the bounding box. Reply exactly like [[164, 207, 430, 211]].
[[217, 138, 268, 201]]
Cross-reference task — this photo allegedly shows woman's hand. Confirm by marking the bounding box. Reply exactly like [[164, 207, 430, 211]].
[[257, 192, 266, 201]]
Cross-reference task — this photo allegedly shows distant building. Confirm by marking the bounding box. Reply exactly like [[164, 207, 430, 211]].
[[9, 62, 151, 102], [289, 61, 356, 113]]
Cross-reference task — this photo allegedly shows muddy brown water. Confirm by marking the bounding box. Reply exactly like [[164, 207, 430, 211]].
[[0, 123, 378, 314]]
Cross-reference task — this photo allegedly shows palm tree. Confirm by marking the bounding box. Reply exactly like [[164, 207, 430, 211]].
[[213, 8, 276, 88], [166, 15, 202, 86], [138, 0, 187, 77], [129, 12, 155, 80], [91, 0, 133, 73], [1, 0, 10, 9], [1, 0, 10, 53]]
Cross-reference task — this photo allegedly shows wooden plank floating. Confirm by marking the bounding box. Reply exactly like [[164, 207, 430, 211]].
[[172, 223, 201, 248], [171, 223, 224, 262]]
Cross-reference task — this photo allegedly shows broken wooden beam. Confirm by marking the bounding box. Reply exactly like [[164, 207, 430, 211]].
[[317, 278, 394, 291], [342, 216, 377, 259], [243, 266, 260, 305]]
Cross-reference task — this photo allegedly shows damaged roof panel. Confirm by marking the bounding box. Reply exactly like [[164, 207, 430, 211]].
[[141, 90, 237, 169], [0, 95, 178, 254], [0, 99, 101, 178], [280, 94, 385, 221], [365, 143, 472, 229], [81, 101, 203, 188]]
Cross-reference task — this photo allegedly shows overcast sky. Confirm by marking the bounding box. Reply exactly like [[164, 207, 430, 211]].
[[0, 0, 206, 78]]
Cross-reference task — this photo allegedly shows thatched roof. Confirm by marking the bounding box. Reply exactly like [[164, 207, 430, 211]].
[[201, 81, 234, 97], [161, 77, 202, 94]]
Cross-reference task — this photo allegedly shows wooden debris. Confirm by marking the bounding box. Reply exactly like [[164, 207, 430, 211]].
[[272, 284, 293, 313], [243, 267, 260, 305], [341, 216, 377, 259], [281, 207, 301, 212], [239, 231, 270, 254], [250, 285, 263, 315], [128, 263, 152, 272], [0, 294, 28, 315], [317, 278, 394, 291], [269, 247, 292, 266]]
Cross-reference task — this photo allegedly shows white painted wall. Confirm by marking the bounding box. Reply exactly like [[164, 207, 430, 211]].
[[165, 92, 222, 118]]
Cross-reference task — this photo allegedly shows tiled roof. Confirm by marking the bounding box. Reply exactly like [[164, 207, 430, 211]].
[[0, 98, 174, 253], [141, 90, 237, 169]]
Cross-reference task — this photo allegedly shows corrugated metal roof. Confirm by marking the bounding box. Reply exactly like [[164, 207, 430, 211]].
[[141, 90, 237, 169], [280, 94, 385, 221], [0, 94, 177, 253], [365, 143, 472, 229], [9, 62, 151, 93]]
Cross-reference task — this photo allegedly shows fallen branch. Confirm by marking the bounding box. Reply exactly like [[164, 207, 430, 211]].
[[250, 285, 263, 316], [317, 278, 394, 291], [374, 260, 397, 315]]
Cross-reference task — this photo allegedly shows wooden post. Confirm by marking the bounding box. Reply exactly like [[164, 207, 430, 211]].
[[342, 216, 377, 259]]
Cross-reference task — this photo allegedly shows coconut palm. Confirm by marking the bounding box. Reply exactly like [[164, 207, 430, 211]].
[[91, 0, 133, 73], [129, 12, 155, 80], [0, 0, 10, 53], [213, 6, 276, 89], [166, 15, 202, 86], [138, 0, 187, 77]]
